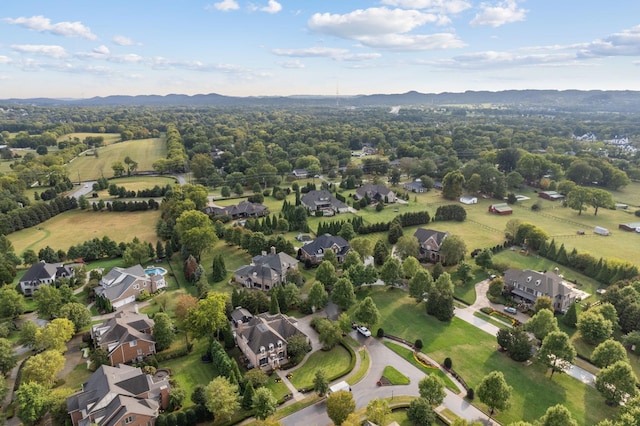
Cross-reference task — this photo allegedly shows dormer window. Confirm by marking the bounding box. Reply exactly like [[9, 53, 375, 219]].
[[260, 346, 265, 354], [535, 280, 541, 286], [526, 276, 532, 283], [269, 343, 274, 352], [277, 340, 283, 349]]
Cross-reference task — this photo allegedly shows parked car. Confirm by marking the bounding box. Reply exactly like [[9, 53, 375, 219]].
[[503, 306, 517, 314], [357, 326, 372, 337]]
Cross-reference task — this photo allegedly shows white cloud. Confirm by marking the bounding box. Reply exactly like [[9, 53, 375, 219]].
[[358, 33, 464, 50], [272, 47, 349, 58], [340, 53, 382, 61], [428, 50, 575, 69], [93, 45, 111, 55], [108, 53, 144, 64], [208, 0, 240, 11], [3, 15, 97, 40], [261, 0, 282, 14], [470, 0, 527, 27], [381, 0, 472, 14], [0, 56, 12, 64], [112, 35, 139, 46], [578, 25, 640, 58], [11, 44, 67, 59], [278, 60, 305, 69], [309, 7, 444, 39]]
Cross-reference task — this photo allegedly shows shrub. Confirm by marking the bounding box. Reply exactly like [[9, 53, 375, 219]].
[[444, 357, 452, 369], [636, 210, 640, 217], [414, 339, 423, 350], [466, 388, 474, 400], [377, 328, 384, 338]]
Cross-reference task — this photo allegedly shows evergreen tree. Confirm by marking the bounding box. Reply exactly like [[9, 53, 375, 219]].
[[156, 240, 165, 259], [556, 244, 569, 265], [212, 254, 227, 282], [563, 302, 578, 328], [241, 382, 255, 410], [269, 294, 280, 314], [546, 239, 557, 260], [373, 239, 388, 266]]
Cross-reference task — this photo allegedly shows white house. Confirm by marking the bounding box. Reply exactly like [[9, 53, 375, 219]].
[[459, 195, 478, 205]]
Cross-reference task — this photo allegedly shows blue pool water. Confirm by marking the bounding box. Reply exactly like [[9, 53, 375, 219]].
[[145, 267, 167, 276]]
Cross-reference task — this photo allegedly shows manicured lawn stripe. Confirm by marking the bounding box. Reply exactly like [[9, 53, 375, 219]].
[[288, 345, 351, 390], [382, 365, 410, 385]]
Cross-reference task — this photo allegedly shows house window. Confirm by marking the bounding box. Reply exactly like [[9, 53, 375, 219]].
[[260, 346, 265, 354], [133, 284, 139, 290], [277, 340, 283, 349], [124, 416, 134, 424], [269, 343, 274, 352], [278, 351, 284, 359], [143, 282, 147, 287], [259, 357, 267, 366], [129, 340, 137, 347], [137, 349, 143, 355]]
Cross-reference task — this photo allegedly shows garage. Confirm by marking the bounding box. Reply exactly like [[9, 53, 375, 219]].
[[113, 295, 136, 309]]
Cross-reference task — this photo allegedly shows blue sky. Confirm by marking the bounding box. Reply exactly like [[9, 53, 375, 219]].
[[2, 0, 640, 98]]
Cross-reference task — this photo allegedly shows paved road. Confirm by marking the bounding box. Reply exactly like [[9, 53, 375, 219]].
[[281, 331, 493, 426]]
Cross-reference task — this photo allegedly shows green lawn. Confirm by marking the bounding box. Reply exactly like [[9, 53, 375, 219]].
[[384, 342, 458, 391], [362, 287, 617, 425], [59, 361, 93, 393], [159, 338, 216, 409], [66, 136, 167, 181], [382, 365, 410, 385], [288, 344, 352, 390], [265, 373, 291, 402], [57, 132, 121, 146]]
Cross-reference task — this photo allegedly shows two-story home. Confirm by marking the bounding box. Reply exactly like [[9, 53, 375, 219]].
[[202, 200, 268, 219], [91, 311, 156, 366], [413, 228, 449, 263], [404, 179, 426, 193], [301, 190, 349, 215], [232, 309, 308, 371], [19, 261, 75, 296], [234, 247, 299, 291], [96, 265, 166, 309], [354, 184, 396, 204], [67, 364, 170, 426], [503, 268, 578, 313], [298, 234, 350, 265]]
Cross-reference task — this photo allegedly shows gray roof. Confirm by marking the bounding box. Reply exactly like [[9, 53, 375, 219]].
[[67, 364, 167, 419], [238, 313, 305, 354], [204, 200, 267, 217], [251, 252, 298, 274], [299, 234, 350, 258], [97, 265, 148, 302], [92, 311, 155, 354], [20, 261, 73, 283], [301, 190, 348, 210], [355, 184, 393, 200], [230, 307, 253, 323], [413, 228, 448, 245], [503, 269, 574, 300]]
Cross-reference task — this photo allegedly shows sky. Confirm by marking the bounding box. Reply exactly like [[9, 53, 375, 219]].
[[2, 0, 640, 99]]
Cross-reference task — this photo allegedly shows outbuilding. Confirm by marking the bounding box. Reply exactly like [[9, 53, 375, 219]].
[[459, 195, 478, 205], [594, 226, 610, 236], [619, 222, 640, 232], [328, 381, 351, 394]]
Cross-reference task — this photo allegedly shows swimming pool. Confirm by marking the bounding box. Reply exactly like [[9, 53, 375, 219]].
[[145, 267, 167, 276]]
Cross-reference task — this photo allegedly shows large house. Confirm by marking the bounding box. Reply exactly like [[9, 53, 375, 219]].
[[91, 311, 156, 366], [298, 234, 350, 264], [354, 184, 396, 203], [96, 265, 167, 309], [67, 364, 170, 426], [503, 268, 578, 313], [202, 200, 268, 219], [232, 309, 308, 371], [403, 179, 426, 193], [19, 261, 75, 296], [301, 190, 349, 215], [234, 247, 299, 291], [413, 228, 449, 263]]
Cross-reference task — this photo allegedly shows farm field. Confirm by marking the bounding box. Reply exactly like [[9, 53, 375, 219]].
[[66, 136, 166, 181], [57, 132, 121, 145], [8, 209, 161, 256]]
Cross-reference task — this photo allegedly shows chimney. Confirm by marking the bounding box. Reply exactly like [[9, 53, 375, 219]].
[[261, 250, 267, 256], [270, 246, 276, 255], [134, 304, 139, 314], [237, 319, 244, 333]]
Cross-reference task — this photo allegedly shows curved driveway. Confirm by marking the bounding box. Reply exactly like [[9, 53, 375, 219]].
[[281, 331, 492, 426]]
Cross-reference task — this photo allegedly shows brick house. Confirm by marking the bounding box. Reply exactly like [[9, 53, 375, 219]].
[[234, 247, 299, 291], [298, 234, 350, 265], [413, 228, 449, 263], [301, 190, 349, 215], [67, 364, 170, 426], [91, 311, 156, 366], [503, 268, 578, 313], [354, 184, 396, 203], [233, 310, 307, 371]]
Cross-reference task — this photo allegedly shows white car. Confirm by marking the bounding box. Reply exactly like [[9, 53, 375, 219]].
[[503, 306, 517, 314], [357, 326, 372, 337]]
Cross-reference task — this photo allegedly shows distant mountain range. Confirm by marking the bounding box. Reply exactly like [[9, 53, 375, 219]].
[[3, 89, 640, 112]]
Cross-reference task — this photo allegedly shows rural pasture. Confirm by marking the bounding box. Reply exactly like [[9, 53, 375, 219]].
[[66, 137, 166, 181]]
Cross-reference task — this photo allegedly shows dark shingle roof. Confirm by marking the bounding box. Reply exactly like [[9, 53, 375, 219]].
[[413, 228, 448, 245], [299, 234, 350, 258]]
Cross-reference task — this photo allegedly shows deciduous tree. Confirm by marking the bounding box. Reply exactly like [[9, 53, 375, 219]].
[[36, 318, 74, 352], [427, 272, 455, 321], [205, 376, 239, 421], [537, 404, 578, 426], [59, 302, 91, 332], [15, 381, 49, 426], [407, 397, 436, 426], [332, 278, 356, 310], [366, 398, 391, 426], [439, 234, 466, 266], [0, 286, 25, 319], [395, 235, 419, 260], [313, 369, 329, 396], [525, 308, 559, 341], [595, 361, 639, 405], [0, 338, 16, 374], [409, 269, 432, 302], [307, 281, 329, 310], [577, 310, 613, 345], [353, 297, 380, 327], [187, 292, 229, 340], [153, 312, 175, 351], [252, 387, 277, 420], [326, 390, 355, 426], [476, 371, 512, 419], [22, 350, 65, 388], [537, 331, 576, 377], [418, 375, 446, 407]]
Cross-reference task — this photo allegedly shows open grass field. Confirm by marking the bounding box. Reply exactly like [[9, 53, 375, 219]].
[[8, 209, 161, 255], [359, 286, 617, 425], [96, 175, 178, 193], [57, 132, 121, 145], [382, 365, 410, 385], [66, 137, 166, 181]]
